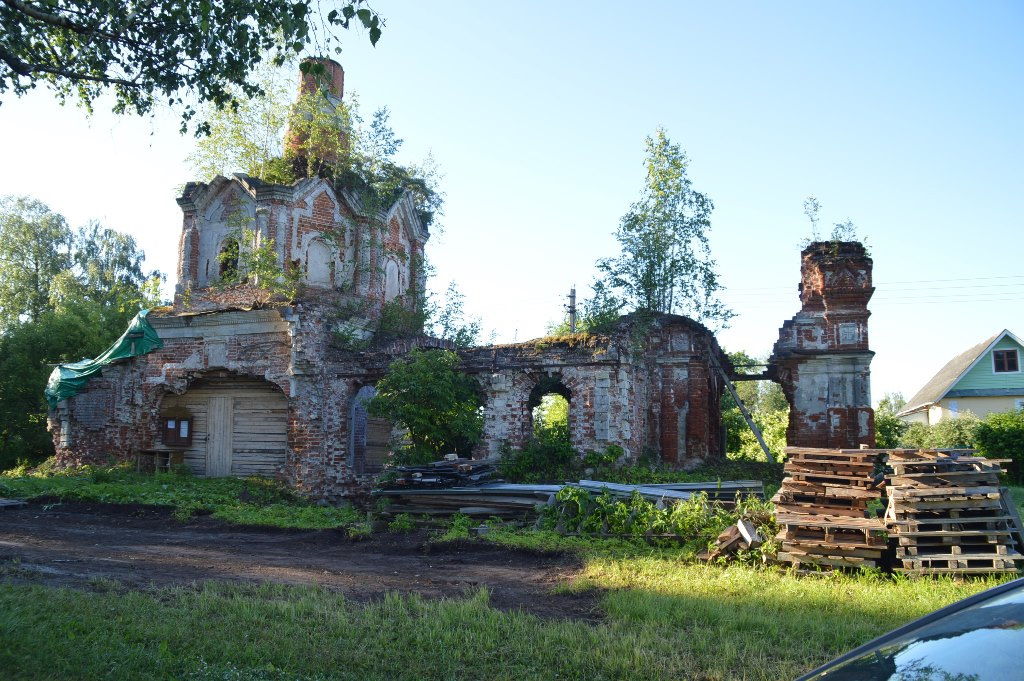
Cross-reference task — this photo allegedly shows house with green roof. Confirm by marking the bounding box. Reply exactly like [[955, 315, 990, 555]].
[[898, 330, 1024, 424]]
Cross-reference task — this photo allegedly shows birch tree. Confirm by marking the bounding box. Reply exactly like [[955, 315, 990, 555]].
[[597, 128, 732, 326]]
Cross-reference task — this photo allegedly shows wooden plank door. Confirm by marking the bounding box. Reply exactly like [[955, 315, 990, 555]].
[[206, 396, 233, 476], [364, 417, 392, 474]]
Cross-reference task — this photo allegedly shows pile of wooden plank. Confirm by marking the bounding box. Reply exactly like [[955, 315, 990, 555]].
[[377, 458, 499, 489], [373, 478, 765, 519], [576, 479, 764, 506], [702, 519, 763, 561], [772, 447, 888, 570], [372, 482, 563, 518], [886, 450, 1024, 576]]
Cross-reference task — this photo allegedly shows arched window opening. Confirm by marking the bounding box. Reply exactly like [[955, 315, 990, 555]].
[[218, 237, 240, 280], [527, 375, 572, 444]]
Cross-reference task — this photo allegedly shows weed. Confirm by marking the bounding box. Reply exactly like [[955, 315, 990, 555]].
[[346, 521, 372, 540], [387, 513, 415, 533], [437, 512, 473, 540], [0, 459, 360, 531]]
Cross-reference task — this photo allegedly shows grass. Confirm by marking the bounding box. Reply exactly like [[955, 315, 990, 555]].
[[0, 566, 1009, 681], [0, 461, 362, 530], [0, 465, 1020, 679]]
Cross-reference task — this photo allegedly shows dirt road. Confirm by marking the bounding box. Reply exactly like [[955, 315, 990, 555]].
[[0, 501, 598, 619]]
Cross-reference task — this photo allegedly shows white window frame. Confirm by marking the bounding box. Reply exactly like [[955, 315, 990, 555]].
[[992, 348, 1021, 374]]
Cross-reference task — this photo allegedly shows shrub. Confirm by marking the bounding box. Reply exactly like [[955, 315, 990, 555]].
[[900, 412, 980, 449], [497, 425, 579, 483], [536, 486, 778, 561], [975, 409, 1024, 483], [730, 408, 788, 462], [875, 411, 909, 449], [388, 512, 416, 533]]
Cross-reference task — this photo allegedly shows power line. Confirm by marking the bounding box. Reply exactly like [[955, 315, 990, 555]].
[[725, 273, 1024, 292]]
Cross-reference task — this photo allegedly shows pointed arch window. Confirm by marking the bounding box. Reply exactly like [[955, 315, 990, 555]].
[[218, 237, 240, 280]]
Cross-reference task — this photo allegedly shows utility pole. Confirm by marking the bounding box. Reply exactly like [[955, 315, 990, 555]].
[[568, 286, 577, 333]]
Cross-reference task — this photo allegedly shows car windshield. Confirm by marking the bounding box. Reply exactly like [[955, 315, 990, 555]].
[[806, 585, 1024, 681]]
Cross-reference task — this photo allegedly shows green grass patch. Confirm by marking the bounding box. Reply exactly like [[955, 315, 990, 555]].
[[1008, 485, 1024, 517], [210, 503, 362, 530], [0, 565, 1009, 681], [0, 460, 360, 530]]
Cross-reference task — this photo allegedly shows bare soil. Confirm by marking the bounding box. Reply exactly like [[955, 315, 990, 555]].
[[0, 501, 599, 620]]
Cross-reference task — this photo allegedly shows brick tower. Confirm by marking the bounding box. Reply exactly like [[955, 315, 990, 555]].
[[769, 241, 875, 448]]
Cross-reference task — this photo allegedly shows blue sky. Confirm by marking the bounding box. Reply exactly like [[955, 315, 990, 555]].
[[0, 1, 1021, 405]]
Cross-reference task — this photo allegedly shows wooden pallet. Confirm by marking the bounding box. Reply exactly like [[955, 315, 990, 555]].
[[884, 450, 1024, 576], [773, 447, 886, 572], [900, 555, 1021, 571], [777, 550, 878, 569]]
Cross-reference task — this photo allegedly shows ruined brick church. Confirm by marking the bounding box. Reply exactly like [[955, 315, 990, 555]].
[[47, 62, 875, 500]]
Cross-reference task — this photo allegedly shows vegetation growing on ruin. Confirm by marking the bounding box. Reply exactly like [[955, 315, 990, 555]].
[[188, 60, 442, 229], [720, 350, 790, 462], [591, 128, 732, 328], [368, 349, 484, 464], [210, 225, 304, 308]]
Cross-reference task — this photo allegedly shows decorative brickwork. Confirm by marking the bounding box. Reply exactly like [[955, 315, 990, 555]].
[[769, 241, 875, 448], [46, 63, 876, 500]]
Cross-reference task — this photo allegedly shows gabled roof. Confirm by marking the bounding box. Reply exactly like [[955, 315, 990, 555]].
[[898, 329, 1023, 416]]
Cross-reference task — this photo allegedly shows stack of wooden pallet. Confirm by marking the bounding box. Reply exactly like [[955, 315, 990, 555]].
[[886, 450, 1024, 576], [773, 447, 888, 570]]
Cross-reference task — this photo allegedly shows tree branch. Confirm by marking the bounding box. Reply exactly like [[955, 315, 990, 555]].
[[0, 46, 142, 88], [1, 0, 92, 34]]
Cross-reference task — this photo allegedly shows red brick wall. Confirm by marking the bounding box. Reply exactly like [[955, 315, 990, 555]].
[[770, 241, 876, 449]]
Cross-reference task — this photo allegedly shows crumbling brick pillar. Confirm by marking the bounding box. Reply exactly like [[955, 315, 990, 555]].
[[769, 241, 875, 448]]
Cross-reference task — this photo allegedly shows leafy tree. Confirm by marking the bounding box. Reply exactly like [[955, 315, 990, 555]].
[[596, 128, 731, 326], [721, 350, 788, 460], [187, 60, 297, 183], [0, 197, 161, 470], [188, 67, 443, 224], [429, 282, 481, 348], [534, 394, 569, 434], [368, 349, 483, 464], [0, 0, 382, 132], [874, 392, 909, 448], [0, 196, 74, 330]]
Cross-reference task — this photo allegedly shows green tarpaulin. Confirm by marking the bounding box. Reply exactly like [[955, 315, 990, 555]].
[[45, 310, 164, 409]]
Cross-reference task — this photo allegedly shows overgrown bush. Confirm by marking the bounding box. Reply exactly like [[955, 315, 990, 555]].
[[900, 412, 980, 449], [975, 409, 1024, 483], [536, 486, 778, 561], [368, 349, 484, 464], [497, 424, 579, 483], [729, 408, 788, 462]]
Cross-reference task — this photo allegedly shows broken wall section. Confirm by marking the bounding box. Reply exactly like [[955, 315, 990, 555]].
[[769, 241, 875, 448]]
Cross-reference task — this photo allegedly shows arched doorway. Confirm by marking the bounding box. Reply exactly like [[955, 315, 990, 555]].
[[349, 385, 392, 475], [159, 374, 288, 477]]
